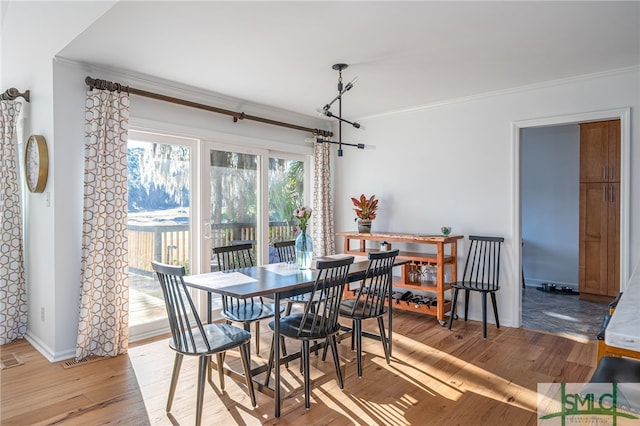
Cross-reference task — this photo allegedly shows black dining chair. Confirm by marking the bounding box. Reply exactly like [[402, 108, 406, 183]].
[[338, 249, 399, 377], [448, 235, 504, 339], [264, 256, 354, 409], [151, 261, 256, 426], [274, 239, 313, 316], [274, 240, 296, 264], [274, 239, 328, 364], [214, 243, 282, 354]]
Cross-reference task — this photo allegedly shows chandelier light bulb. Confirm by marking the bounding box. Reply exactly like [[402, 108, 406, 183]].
[[343, 76, 359, 92]]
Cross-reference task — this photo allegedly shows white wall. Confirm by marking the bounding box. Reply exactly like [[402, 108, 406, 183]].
[[335, 68, 640, 328], [521, 125, 580, 288], [1, 1, 117, 359]]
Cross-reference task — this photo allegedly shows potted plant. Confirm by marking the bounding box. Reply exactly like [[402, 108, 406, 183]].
[[351, 194, 378, 233]]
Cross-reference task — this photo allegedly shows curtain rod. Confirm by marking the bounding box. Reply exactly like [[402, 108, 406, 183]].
[[1, 88, 30, 102], [85, 76, 333, 138]]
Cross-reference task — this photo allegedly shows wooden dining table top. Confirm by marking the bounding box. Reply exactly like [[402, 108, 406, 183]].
[[183, 254, 378, 299]]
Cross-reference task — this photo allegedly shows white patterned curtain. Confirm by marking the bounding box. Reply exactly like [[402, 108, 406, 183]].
[[311, 139, 335, 256], [76, 89, 130, 360], [0, 100, 27, 345]]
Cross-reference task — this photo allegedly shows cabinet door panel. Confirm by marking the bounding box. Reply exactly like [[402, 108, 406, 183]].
[[580, 122, 609, 183], [607, 183, 620, 296], [608, 120, 620, 182], [579, 183, 608, 295]]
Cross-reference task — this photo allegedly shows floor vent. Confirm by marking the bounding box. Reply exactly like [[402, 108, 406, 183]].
[[0, 353, 24, 370], [61, 355, 105, 369]]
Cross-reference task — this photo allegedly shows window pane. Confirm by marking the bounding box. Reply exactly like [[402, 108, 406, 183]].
[[128, 140, 191, 329], [209, 149, 259, 271], [268, 157, 303, 262]]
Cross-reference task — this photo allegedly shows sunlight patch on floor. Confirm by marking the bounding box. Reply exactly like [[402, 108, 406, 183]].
[[390, 332, 540, 413], [542, 311, 581, 323]]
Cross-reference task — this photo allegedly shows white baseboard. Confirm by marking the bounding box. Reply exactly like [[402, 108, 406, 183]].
[[524, 278, 578, 290], [24, 332, 75, 362]]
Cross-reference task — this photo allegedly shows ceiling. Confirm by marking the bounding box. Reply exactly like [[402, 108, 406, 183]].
[[58, 1, 640, 120]]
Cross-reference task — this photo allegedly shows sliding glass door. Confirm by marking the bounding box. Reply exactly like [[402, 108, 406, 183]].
[[205, 148, 307, 267], [202, 144, 308, 315], [127, 132, 196, 338], [126, 132, 309, 335]]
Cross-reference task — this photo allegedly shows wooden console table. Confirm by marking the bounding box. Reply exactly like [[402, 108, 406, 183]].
[[336, 232, 464, 325]]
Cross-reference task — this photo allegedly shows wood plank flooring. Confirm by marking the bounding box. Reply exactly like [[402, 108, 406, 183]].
[[0, 339, 149, 425], [1, 311, 597, 425]]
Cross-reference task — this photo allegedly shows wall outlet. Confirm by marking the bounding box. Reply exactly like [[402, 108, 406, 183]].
[[40, 307, 45, 322]]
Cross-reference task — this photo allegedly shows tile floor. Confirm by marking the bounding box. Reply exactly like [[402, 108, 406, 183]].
[[521, 285, 609, 341]]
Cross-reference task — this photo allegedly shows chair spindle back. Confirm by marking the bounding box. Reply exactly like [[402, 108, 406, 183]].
[[273, 240, 296, 263], [213, 243, 259, 311], [461, 236, 504, 290], [298, 256, 354, 338], [214, 243, 255, 271], [152, 261, 211, 353], [348, 250, 399, 318]]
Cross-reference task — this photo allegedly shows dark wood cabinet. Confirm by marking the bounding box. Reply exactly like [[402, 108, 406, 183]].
[[579, 182, 619, 298], [579, 120, 620, 300], [580, 120, 620, 183]]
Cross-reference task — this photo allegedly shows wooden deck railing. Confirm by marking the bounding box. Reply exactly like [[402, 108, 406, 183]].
[[128, 221, 296, 276]]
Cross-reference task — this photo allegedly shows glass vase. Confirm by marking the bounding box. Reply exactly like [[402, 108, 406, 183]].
[[295, 229, 313, 269]]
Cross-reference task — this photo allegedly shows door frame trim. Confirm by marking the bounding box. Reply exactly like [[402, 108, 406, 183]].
[[512, 108, 630, 327]]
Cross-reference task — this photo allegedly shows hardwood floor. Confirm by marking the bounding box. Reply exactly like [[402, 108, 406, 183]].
[[0, 339, 148, 425], [1, 311, 597, 425]]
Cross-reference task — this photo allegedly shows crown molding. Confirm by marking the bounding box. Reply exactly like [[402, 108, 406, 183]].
[[53, 55, 331, 133], [359, 65, 640, 121]]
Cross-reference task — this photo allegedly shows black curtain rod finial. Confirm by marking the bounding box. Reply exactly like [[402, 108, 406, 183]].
[[232, 112, 246, 122], [85, 76, 129, 94], [1, 87, 30, 102]]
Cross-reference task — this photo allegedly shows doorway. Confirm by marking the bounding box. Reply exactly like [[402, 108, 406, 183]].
[[520, 124, 607, 339], [521, 124, 580, 292], [513, 109, 630, 339]]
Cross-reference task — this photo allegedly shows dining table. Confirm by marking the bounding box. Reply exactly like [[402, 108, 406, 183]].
[[183, 254, 406, 418]]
